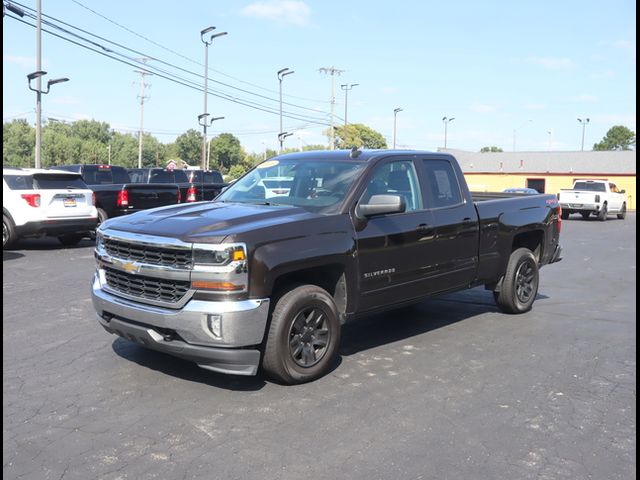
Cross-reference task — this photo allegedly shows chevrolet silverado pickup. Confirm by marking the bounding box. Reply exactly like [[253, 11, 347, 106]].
[[92, 150, 563, 384], [558, 179, 627, 220]]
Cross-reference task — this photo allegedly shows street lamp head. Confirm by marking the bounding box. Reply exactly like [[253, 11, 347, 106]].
[[278, 68, 291, 75], [278, 68, 294, 80], [201, 26, 215, 36], [450, 117, 455, 122], [211, 31, 228, 41], [394, 108, 403, 114], [211, 116, 224, 122], [27, 70, 47, 81], [198, 113, 210, 120], [47, 77, 69, 87]]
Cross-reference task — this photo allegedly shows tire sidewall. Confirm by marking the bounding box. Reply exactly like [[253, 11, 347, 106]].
[[496, 248, 539, 314], [3, 214, 16, 249], [267, 287, 340, 383], [510, 251, 539, 312]]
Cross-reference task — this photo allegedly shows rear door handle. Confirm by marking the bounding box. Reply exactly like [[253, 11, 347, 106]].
[[416, 223, 431, 232]]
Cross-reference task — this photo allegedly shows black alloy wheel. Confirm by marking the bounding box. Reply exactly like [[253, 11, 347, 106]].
[[288, 306, 330, 368]]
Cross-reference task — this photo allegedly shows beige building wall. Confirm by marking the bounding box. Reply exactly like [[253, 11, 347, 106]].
[[464, 173, 636, 210]]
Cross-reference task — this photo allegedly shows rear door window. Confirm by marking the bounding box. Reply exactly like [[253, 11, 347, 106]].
[[3, 175, 34, 190], [421, 159, 463, 208], [149, 169, 189, 183]]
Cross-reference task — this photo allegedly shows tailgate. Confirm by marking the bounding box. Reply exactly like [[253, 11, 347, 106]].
[[124, 183, 180, 209], [31, 173, 95, 219], [559, 191, 598, 206]]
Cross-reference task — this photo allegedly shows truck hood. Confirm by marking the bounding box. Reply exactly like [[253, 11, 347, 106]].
[[103, 201, 319, 243]]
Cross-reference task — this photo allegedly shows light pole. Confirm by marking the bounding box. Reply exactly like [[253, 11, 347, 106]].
[[278, 132, 293, 151], [512, 119, 532, 152], [27, 71, 69, 168], [577, 117, 590, 151], [277, 68, 294, 152], [198, 114, 224, 170], [442, 116, 455, 149], [341, 83, 358, 125], [393, 107, 403, 149], [201, 26, 227, 169], [547, 130, 552, 151]]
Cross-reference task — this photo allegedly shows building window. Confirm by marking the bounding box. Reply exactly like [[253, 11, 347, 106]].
[[527, 178, 545, 193]]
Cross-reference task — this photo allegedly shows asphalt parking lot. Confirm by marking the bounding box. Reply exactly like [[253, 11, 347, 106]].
[[3, 214, 636, 480]]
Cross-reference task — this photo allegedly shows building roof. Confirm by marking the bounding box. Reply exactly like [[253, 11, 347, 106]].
[[440, 148, 636, 175]]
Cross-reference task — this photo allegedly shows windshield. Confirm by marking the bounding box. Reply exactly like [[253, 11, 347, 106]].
[[217, 158, 366, 214], [573, 181, 606, 192]]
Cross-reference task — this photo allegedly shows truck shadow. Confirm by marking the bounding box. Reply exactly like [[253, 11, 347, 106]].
[[111, 287, 548, 390], [340, 288, 548, 356], [111, 339, 267, 391]]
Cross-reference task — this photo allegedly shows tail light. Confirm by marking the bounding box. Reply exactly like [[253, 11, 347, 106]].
[[186, 185, 198, 202], [116, 189, 129, 207], [177, 189, 182, 203], [557, 205, 562, 233], [21, 193, 41, 207], [91, 192, 96, 206]]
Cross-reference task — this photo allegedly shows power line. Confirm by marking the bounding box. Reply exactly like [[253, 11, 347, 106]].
[[11, 2, 330, 117], [6, 13, 331, 126]]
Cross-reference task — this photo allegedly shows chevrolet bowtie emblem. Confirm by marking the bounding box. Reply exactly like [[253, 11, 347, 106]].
[[121, 261, 141, 274]]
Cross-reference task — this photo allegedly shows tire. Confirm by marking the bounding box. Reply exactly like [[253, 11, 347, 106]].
[[90, 208, 108, 239], [581, 211, 590, 220], [617, 203, 626, 220], [561, 210, 569, 220], [58, 234, 84, 246], [598, 203, 608, 221], [3, 214, 17, 249], [494, 247, 539, 314], [262, 285, 341, 384]]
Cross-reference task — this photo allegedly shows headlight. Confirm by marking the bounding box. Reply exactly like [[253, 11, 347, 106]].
[[95, 232, 105, 254], [192, 244, 246, 266]]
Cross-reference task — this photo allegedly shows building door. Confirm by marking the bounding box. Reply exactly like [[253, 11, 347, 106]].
[[527, 178, 546, 193]]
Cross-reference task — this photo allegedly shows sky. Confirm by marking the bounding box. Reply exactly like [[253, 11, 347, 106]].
[[2, 0, 637, 156]]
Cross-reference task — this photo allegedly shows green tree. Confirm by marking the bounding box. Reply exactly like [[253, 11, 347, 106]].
[[174, 129, 202, 165], [593, 125, 636, 151], [227, 164, 247, 180], [71, 119, 111, 144], [480, 146, 503, 153], [209, 133, 243, 173], [109, 132, 139, 168], [332, 124, 387, 149], [3, 119, 34, 167]]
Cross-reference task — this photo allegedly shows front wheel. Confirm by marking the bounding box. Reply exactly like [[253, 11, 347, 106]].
[[58, 234, 84, 246], [581, 211, 591, 220], [262, 285, 341, 384], [494, 247, 539, 314], [617, 203, 626, 220], [561, 210, 570, 220]]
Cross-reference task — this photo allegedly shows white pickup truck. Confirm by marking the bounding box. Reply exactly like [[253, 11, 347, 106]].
[[558, 180, 627, 221]]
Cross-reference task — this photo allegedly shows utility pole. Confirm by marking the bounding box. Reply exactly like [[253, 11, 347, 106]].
[[341, 83, 358, 126], [34, 0, 42, 168], [277, 68, 294, 152], [134, 60, 152, 168], [319, 66, 344, 150]]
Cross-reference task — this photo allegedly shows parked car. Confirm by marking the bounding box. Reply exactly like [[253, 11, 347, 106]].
[[258, 176, 294, 198], [503, 187, 539, 194], [558, 179, 627, 220], [128, 167, 226, 202], [91, 149, 563, 384], [53, 164, 181, 229], [3, 167, 98, 248]]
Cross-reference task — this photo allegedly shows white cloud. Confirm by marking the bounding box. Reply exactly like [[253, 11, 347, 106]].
[[470, 102, 497, 113], [528, 57, 575, 70], [524, 103, 546, 111], [241, 1, 311, 26], [4, 55, 36, 68], [590, 69, 616, 80], [380, 86, 399, 94], [566, 94, 599, 103]]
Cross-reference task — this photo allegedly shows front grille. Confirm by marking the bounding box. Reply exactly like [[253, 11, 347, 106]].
[[104, 267, 190, 304], [104, 237, 192, 269]]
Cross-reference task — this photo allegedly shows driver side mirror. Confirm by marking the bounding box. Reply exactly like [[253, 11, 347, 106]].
[[356, 194, 406, 218], [620, 189, 626, 194]]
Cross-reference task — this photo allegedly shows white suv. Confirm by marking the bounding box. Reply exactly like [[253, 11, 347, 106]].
[[3, 168, 98, 248]]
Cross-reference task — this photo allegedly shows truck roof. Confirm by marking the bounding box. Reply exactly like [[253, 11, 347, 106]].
[[274, 149, 449, 163]]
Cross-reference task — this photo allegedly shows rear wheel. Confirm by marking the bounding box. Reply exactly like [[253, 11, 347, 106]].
[[598, 203, 608, 221], [561, 210, 569, 220], [581, 211, 590, 220], [494, 247, 539, 314], [90, 208, 108, 239], [3, 214, 17, 249], [263, 285, 341, 384], [617, 203, 626, 220], [58, 234, 84, 246]]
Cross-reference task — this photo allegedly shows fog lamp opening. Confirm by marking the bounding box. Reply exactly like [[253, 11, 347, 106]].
[[207, 314, 222, 338]]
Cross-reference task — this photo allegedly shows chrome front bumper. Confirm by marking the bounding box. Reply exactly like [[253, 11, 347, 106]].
[[92, 274, 270, 375]]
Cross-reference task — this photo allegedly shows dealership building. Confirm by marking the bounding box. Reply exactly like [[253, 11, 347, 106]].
[[441, 149, 637, 210]]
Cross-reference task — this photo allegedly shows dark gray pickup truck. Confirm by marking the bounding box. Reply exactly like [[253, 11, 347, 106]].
[[92, 150, 563, 384]]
